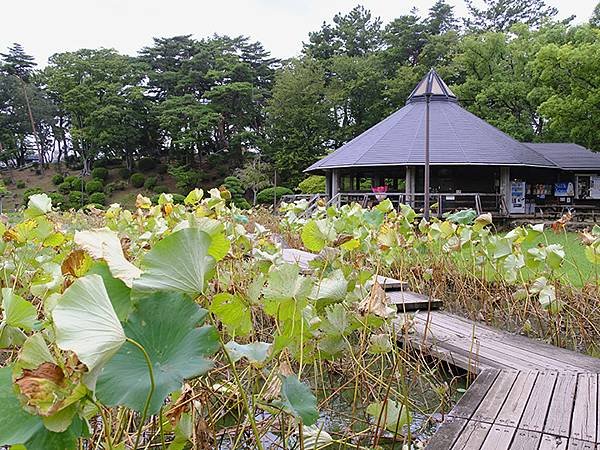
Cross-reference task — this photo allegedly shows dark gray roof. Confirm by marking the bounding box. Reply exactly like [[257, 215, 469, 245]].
[[306, 95, 556, 172], [524, 143, 600, 171]]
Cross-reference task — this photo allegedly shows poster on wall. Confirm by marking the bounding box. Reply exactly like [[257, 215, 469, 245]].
[[554, 182, 574, 197]]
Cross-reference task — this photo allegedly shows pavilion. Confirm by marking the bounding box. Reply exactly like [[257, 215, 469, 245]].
[[305, 69, 600, 217]]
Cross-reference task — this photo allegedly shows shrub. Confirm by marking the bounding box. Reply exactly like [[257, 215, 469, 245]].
[[23, 187, 43, 204], [144, 176, 157, 190], [297, 175, 326, 194], [223, 176, 245, 198], [256, 187, 293, 204], [153, 184, 169, 194], [89, 192, 106, 205], [172, 193, 186, 204], [118, 167, 131, 180], [130, 173, 145, 188], [168, 165, 202, 192], [156, 163, 168, 174], [91, 167, 109, 181], [68, 191, 86, 206], [233, 197, 251, 209], [58, 181, 71, 195], [16, 180, 26, 189], [70, 177, 84, 190], [64, 175, 77, 185], [86, 179, 104, 194], [52, 174, 64, 185], [137, 157, 157, 172], [48, 193, 65, 208], [105, 181, 127, 194]]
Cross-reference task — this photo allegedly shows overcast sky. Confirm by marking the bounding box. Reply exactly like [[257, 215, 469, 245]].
[[1, 0, 597, 66]]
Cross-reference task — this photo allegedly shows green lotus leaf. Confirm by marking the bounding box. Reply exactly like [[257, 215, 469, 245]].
[[52, 275, 126, 389], [301, 219, 335, 252], [446, 209, 477, 225], [366, 399, 411, 433], [2, 288, 37, 331], [132, 228, 216, 298], [225, 341, 271, 364], [96, 291, 219, 414], [87, 261, 133, 321], [210, 293, 252, 336], [280, 375, 318, 426], [0, 366, 81, 449]]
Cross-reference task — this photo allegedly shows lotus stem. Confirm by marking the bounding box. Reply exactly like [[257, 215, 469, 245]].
[[126, 337, 156, 449]]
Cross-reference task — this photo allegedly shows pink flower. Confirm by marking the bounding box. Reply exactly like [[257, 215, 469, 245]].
[[371, 186, 388, 193]]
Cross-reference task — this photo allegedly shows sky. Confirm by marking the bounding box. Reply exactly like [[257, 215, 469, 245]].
[[1, 0, 597, 66]]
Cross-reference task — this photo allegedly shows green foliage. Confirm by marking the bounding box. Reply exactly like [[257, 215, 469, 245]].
[[48, 193, 65, 208], [129, 173, 145, 188], [70, 177, 84, 191], [68, 191, 86, 206], [297, 175, 326, 194], [91, 167, 108, 181], [58, 181, 71, 195], [88, 192, 106, 205], [156, 163, 167, 174], [168, 165, 203, 192], [143, 176, 157, 190], [172, 193, 185, 204], [51, 174, 64, 185], [16, 180, 26, 189], [256, 186, 293, 204], [85, 179, 104, 194], [137, 157, 157, 172], [153, 184, 169, 194], [118, 168, 131, 180]]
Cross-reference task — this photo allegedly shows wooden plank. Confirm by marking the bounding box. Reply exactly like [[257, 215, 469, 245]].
[[413, 313, 596, 373], [374, 275, 407, 291], [388, 291, 442, 312], [480, 424, 516, 450], [539, 434, 568, 450], [520, 372, 558, 433], [420, 312, 600, 373], [508, 430, 541, 450], [425, 417, 466, 450], [496, 371, 538, 428], [568, 439, 596, 449], [450, 369, 500, 419], [571, 373, 597, 442], [451, 421, 491, 450], [472, 370, 519, 423], [544, 372, 578, 438]]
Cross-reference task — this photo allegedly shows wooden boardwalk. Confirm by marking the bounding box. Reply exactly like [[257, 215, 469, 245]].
[[398, 311, 600, 373], [427, 369, 600, 449]]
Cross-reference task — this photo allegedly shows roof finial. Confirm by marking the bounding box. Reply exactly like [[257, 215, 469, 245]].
[[407, 68, 457, 104]]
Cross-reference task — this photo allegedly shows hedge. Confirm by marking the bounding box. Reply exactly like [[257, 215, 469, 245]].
[[256, 187, 293, 204]]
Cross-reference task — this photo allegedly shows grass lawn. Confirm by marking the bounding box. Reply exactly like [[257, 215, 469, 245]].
[[520, 230, 598, 287]]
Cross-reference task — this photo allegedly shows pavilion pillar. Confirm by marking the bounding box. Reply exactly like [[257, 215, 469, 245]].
[[331, 169, 340, 203], [499, 167, 510, 215], [405, 166, 416, 206], [325, 171, 332, 198]]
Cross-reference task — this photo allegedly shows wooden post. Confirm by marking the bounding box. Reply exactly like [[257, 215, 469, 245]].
[[331, 169, 340, 200], [424, 93, 431, 220], [499, 167, 510, 215], [325, 171, 332, 198]]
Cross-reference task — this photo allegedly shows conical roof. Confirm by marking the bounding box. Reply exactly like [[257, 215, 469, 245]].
[[407, 69, 457, 103], [306, 69, 555, 172]]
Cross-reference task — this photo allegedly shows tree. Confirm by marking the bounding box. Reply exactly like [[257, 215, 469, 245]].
[[235, 157, 271, 204], [464, 0, 560, 32], [426, 0, 459, 35], [304, 6, 383, 59], [591, 2, 600, 28], [265, 59, 333, 185], [381, 10, 428, 68]]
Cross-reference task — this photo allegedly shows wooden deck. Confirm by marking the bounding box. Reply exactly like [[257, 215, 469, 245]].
[[397, 311, 600, 373], [427, 369, 600, 449]]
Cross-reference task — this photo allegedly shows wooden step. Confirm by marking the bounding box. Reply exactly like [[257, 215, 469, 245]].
[[387, 290, 442, 311]]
